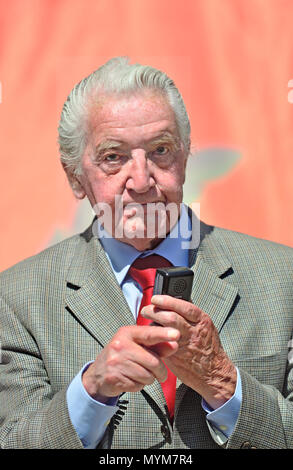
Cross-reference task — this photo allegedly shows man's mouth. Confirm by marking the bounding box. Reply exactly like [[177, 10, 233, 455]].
[[123, 200, 166, 208], [123, 201, 166, 216]]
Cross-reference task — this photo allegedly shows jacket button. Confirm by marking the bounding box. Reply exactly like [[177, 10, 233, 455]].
[[241, 441, 255, 449], [161, 424, 171, 443]]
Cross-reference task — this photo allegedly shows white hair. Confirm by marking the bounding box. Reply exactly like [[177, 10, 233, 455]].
[[58, 57, 191, 175]]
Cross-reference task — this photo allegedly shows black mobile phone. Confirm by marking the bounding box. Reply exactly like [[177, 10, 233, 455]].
[[153, 267, 194, 301]]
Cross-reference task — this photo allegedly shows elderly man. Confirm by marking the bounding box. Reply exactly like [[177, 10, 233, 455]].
[[0, 57, 293, 449]]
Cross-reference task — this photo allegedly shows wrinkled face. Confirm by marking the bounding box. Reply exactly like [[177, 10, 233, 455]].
[[71, 90, 188, 251]]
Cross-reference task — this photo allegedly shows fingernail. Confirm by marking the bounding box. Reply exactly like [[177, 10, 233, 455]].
[[151, 295, 163, 305], [167, 328, 179, 339]]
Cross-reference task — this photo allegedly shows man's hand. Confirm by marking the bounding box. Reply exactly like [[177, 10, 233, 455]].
[[82, 325, 180, 403], [141, 295, 237, 410]]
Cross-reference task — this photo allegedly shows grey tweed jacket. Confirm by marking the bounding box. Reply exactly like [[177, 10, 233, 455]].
[[0, 218, 293, 449]]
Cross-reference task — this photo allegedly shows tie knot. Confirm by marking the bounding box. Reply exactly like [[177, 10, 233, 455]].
[[129, 255, 172, 291]]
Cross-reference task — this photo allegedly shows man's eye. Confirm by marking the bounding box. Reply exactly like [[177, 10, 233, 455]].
[[154, 146, 168, 155], [105, 154, 120, 162]]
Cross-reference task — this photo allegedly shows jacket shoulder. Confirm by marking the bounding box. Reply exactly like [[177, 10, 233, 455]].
[[0, 234, 82, 297], [209, 225, 293, 269], [212, 226, 293, 253]]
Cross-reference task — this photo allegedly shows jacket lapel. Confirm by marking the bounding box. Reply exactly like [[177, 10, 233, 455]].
[[65, 228, 135, 348], [188, 216, 239, 332], [189, 249, 238, 333]]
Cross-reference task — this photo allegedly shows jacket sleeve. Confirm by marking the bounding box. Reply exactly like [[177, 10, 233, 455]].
[[226, 360, 293, 449], [0, 296, 84, 449]]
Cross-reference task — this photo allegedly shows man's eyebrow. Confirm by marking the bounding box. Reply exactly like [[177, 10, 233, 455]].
[[94, 132, 179, 154], [95, 140, 123, 154], [147, 132, 179, 146]]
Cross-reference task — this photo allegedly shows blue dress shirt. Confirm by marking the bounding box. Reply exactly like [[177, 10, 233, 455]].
[[66, 205, 242, 448]]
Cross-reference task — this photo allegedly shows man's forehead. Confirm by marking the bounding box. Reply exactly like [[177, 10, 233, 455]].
[[88, 89, 176, 128]]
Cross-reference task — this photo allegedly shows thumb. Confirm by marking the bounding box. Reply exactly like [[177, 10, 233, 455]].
[[150, 340, 179, 358]]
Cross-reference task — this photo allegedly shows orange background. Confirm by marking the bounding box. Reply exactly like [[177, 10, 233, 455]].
[[1, 0, 293, 271]]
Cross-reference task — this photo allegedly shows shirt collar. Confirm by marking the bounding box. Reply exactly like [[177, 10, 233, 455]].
[[98, 203, 191, 286]]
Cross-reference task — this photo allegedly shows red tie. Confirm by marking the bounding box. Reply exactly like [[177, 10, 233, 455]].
[[129, 255, 176, 421]]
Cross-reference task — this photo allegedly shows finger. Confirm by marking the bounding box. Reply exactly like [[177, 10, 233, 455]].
[[129, 325, 180, 346], [119, 359, 166, 386], [151, 295, 203, 323], [141, 306, 181, 329], [114, 337, 169, 383], [150, 340, 179, 358], [124, 356, 168, 384]]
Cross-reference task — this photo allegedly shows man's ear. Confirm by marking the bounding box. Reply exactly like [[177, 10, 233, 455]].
[[62, 163, 86, 200]]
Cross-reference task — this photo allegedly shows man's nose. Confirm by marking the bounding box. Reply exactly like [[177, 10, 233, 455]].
[[126, 151, 155, 193]]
